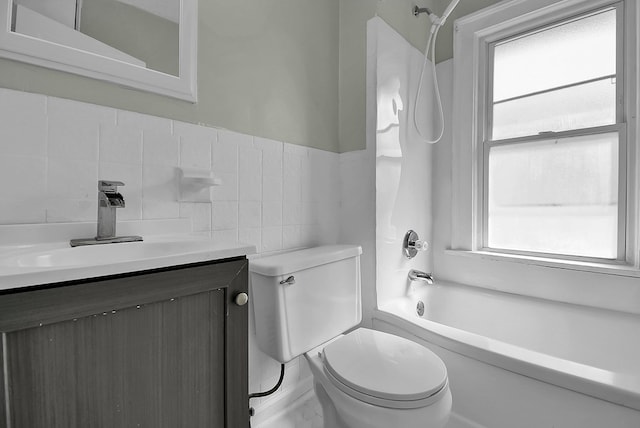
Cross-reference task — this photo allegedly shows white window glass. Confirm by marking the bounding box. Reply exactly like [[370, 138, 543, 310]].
[[491, 8, 617, 140], [487, 133, 619, 258], [493, 78, 616, 140], [493, 8, 616, 102]]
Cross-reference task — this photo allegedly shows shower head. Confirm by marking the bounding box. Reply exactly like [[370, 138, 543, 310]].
[[414, 0, 461, 28], [413, 6, 433, 17]]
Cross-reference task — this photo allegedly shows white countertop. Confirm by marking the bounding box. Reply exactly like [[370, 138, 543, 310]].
[[0, 220, 256, 292]]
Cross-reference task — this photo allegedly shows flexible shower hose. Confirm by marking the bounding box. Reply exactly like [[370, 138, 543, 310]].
[[414, 23, 446, 144]]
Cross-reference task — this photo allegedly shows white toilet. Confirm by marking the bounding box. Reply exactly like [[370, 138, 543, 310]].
[[249, 245, 452, 428]]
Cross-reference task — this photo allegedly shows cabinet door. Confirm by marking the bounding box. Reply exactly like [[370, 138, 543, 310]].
[[0, 258, 249, 428], [3, 289, 225, 428]]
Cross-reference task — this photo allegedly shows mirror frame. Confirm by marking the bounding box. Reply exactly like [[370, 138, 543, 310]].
[[0, 0, 197, 102]]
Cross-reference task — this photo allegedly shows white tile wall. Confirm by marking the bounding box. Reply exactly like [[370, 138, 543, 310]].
[[0, 154, 47, 223], [0, 90, 47, 158], [0, 87, 343, 414], [99, 123, 143, 164], [0, 88, 340, 246], [48, 97, 114, 162]]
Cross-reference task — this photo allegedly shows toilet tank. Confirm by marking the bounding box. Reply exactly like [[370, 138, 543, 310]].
[[249, 245, 362, 363]]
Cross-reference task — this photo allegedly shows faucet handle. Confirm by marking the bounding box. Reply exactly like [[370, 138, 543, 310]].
[[98, 181, 126, 208], [99, 180, 125, 191]]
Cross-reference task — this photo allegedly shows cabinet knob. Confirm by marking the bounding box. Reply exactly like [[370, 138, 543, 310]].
[[235, 292, 249, 306]]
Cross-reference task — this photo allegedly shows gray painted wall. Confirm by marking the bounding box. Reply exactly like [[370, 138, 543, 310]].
[[0, 0, 340, 152], [0, 0, 501, 153]]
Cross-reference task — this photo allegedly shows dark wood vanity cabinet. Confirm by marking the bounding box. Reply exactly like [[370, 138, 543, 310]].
[[0, 257, 249, 428]]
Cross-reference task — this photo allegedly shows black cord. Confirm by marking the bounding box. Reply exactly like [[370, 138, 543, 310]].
[[249, 363, 286, 400], [248, 363, 286, 422]]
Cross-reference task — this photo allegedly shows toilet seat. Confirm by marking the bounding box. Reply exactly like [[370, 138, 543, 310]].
[[321, 328, 449, 409]]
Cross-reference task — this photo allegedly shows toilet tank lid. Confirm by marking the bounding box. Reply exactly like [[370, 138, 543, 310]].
[[249, 245, 362, 276]]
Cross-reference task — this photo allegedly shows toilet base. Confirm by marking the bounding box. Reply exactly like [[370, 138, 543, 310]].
[[314, 380, 349, 428]]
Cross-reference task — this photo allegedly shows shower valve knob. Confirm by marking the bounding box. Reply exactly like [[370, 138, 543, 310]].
[[403, 230, 428, 259]]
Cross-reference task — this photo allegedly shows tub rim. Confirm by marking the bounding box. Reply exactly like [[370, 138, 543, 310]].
[[374, 303, 640, 412]]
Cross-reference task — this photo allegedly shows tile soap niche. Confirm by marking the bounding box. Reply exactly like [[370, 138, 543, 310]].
[[178, 168, 221, 202]]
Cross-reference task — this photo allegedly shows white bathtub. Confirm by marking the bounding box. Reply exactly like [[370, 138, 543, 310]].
[[374, 281, 640, 428]]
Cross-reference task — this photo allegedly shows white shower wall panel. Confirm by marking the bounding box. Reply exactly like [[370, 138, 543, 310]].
[[368, 17, 435, 305]]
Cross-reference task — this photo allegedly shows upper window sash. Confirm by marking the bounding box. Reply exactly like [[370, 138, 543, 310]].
[[485, 3, 624, 143]]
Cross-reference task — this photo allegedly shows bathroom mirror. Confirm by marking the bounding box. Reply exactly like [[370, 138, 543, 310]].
[[0, 0, 197, 101]]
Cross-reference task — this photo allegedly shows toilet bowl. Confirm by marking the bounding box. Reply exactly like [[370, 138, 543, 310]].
[[249, 245, 452, 428], [305, 328, 452, 428]]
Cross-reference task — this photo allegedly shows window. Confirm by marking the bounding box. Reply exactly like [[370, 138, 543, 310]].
[[481, 3, 626, 262], [451, 0, 638, 270]]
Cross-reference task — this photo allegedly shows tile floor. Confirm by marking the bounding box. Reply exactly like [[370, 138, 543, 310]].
[[255, 390, 469, 428]]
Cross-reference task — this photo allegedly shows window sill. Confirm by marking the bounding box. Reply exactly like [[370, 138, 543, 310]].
[[444, 249, 640, 278]]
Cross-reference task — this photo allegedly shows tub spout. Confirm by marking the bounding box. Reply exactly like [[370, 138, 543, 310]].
[[408, 269, 434, 284]]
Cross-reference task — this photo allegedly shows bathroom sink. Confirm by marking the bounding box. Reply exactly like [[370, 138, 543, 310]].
[[0, 239, 221, 268], [0, 233, 255, 291]]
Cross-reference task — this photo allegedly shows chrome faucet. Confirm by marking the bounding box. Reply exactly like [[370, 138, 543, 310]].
[[69, 181, 142, 247], [408, 269, 434, 284], [97, 180, 125, 239]]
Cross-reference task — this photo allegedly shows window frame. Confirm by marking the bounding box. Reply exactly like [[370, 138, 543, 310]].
[[451, 0, 639, 270], [482, 3, 626, 263]]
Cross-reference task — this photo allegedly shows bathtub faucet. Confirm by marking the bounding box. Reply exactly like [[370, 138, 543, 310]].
[[408, 269, 434, 284]]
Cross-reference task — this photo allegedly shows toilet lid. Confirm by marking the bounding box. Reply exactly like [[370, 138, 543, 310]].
[[322, 328, 448, 403]]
